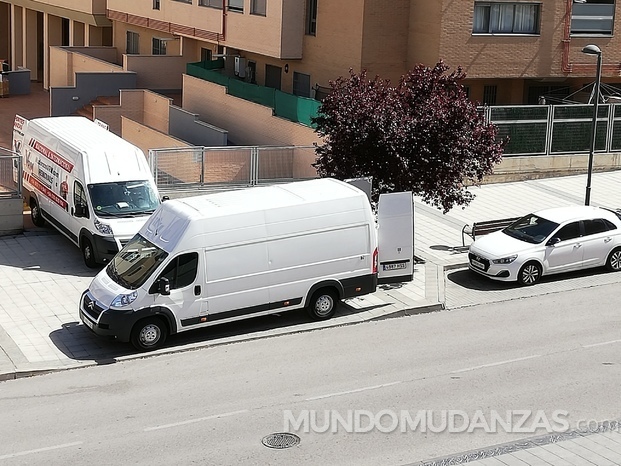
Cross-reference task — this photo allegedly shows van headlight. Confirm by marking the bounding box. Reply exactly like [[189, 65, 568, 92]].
[[492, 255, 518, 264], [94, 218, 113, 235], [111, 291, 138, 308]]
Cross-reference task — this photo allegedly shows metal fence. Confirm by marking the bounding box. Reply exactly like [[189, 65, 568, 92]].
[[148, 145, 318, 198], [487, 103, 620, 156], [0, 148, 21, 198]]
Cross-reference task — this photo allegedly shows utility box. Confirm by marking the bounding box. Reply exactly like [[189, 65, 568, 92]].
[[377, 191, 414, 284], [235, 57, 246, 78], [0, 77, 9, 97]]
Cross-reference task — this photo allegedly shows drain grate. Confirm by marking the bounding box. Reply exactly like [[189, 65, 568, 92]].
[[261, 432, 301, 449]]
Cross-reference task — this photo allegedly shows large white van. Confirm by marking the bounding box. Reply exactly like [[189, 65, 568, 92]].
[[80, 178, 413, 351], [12, 115, 161, 268]]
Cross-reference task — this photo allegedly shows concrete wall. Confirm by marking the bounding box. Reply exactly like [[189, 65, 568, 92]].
[[124, 54, 186, 91], [92, 89, 144, 136], [121, 116, 190, 163], [182, 74, 319, 146], [169, 106, 228, 147], [49, 46, 124, 87], [0, 198, 23, 236], [50, 71, 137, 116]]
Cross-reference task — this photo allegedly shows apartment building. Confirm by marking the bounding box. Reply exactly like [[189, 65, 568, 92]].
[[1, 0, 620, 105]]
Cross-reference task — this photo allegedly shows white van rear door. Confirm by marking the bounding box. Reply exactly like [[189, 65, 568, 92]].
[[377, 191, 414, 284]]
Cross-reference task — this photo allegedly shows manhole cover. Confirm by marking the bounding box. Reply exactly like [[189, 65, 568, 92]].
[[261, 432, 300, 449]]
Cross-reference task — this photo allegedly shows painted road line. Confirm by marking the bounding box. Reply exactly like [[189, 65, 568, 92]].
[[144, 409, 249, 432], [583, 339, 621, 348], [451, 355, 541, 374], [0, 442, 83, 460], [305, 381, 402, 401]]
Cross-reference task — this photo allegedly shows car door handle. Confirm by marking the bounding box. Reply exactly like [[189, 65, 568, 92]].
[[604, 237, 612, 243], [574, 243, 582, 248]]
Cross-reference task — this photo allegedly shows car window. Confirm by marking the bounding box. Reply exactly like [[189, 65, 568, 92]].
[[583, 218, 612, 236], [503, 214, 559, 244], [554, 222, 581, 241]]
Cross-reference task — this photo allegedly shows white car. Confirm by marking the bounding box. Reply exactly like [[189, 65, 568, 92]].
[[468, 205, 621, 286]]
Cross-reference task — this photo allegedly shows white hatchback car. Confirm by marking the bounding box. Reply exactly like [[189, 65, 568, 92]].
[[468, 205, 621, 285]]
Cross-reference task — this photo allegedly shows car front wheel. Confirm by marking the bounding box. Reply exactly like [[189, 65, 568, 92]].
[[518, 262, 541, 286]]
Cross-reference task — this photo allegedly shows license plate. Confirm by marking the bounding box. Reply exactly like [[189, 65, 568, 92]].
[[383, 262, 407, 271], [471, 259, 485, 270], [82, 312, 95, 329]]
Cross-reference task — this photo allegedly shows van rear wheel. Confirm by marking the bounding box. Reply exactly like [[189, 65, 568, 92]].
[[306, 288, 338, 321], [30, 199, 45, 227], [131, 317, 168, 351], [81, 238, 98, 269]]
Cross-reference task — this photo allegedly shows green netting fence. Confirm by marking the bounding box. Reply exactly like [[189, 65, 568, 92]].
[[187, 61, 321, 127]]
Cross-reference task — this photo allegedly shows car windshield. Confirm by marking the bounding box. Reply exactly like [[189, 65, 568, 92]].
[[88, 181, 159, 218], [502, 213, 560, 244], [106, 234, 168, 289]]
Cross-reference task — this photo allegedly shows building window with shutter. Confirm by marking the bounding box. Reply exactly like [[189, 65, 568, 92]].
[[306, 0, 317, 35], [251, 0, 266, 16]]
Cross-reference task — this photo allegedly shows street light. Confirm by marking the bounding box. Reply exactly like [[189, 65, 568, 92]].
[[582, 44, 602, 206]]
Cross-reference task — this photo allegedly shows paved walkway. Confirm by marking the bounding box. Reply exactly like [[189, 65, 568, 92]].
[[3, 83, 621, 465]]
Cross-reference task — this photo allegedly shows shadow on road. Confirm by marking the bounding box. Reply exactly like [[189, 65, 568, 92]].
[[49, 304, 354, 362], [448, 266, 611, 291]]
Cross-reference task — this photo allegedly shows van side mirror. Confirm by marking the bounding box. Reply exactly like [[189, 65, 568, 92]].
[[161, 196, 169, 202], [546, 237, 561, 247], [159, 277, 170, 295], [74, 203, 87, 218]]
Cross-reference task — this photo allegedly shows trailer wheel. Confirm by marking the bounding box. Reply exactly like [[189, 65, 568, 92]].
[[81, 238, 98, 269], [131, 317, 168, 351], [30, 199, 45, 227], [306, 288, 338, 321]]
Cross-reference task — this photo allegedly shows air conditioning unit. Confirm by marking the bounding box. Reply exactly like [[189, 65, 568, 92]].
[[235, 57, 246, 78]]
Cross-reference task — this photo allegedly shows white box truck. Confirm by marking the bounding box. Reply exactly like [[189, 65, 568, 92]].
[[79, 178, 413, 351], [12, 115, 161, 268]]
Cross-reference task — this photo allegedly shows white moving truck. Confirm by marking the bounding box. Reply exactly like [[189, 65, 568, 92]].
[[79, 178, 413, 351], [12, 115, 161, 268]]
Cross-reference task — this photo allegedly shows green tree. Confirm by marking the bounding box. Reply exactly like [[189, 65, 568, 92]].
[[312, 62, 506, 212]]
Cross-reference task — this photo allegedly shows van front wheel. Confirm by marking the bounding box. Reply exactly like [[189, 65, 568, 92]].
[[306, 289, 338, 321], [30, 199, 45, 227], [131, 317, 168, 351], [81, 238, 98, 269]]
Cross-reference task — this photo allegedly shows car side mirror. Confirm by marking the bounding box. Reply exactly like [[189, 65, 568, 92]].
[[159, 277, 170, 295], [161, 196, 169, 202], [546, 237, 561, 247]]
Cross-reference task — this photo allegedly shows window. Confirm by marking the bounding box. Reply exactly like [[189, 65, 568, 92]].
[[199, 0, 222, 7], [293, 72, 311, 97], [306, 0, 317, 35], [555, 222, 581, 241], [228, 0, 244, 12], [152, 38, 167, 55], [126, 31, 139, 55], [483, 85, 497, 105], [173, 0, 192, 3], [153, 0, 160, 9], [473, 3, 540, 34], [584, 218, 616, 235], [571, 0, 614, 35], [61, 18, 70, 46], [159, 253, 199, 290], [74, 182, 89, 218], [251, 0, 266, 15]]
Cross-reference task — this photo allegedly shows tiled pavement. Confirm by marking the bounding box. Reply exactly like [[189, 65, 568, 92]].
[[3, 83, 621, 464]]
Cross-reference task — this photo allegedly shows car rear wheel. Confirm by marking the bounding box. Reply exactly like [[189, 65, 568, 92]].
[[518, 262, 541, 286], [606, 248, 621, 272]]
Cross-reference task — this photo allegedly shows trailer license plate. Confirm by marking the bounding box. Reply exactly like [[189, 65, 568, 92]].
[[383, 262, 407, 271], [471, 259, 485, 270]]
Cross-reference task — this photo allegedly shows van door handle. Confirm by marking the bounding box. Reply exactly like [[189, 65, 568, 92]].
[[194, 285, 201, 296]]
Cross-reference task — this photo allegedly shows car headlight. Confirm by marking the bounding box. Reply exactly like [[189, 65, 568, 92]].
[[492, 255, 518, 264], [94, 218, 113, 235], [111, 291, 138, 308]]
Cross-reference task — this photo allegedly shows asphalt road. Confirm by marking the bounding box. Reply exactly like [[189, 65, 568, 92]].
[[1, 280, 620, 465]]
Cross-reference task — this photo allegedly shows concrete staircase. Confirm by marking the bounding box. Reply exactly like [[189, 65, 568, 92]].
[[74, 95, 120, 119]]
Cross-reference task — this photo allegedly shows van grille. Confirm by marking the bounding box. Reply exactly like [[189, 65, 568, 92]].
[[82, 293, 105, 320]]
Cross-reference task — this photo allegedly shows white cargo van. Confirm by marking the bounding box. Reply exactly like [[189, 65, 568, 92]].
[[79, 178, 413, 351], [12, 115, 161, 268]]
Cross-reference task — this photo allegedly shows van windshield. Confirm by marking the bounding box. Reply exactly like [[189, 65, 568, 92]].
[[106, 234, 168, 289], [88, 181, 159, 217]]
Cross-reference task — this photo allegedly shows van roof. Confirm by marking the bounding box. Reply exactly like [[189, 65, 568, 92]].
[[172, 178, 365, 219], [29, 116, 149, 184]]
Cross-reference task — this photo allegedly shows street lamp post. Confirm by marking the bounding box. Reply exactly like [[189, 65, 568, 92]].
[[582, 44, 602, 206]]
